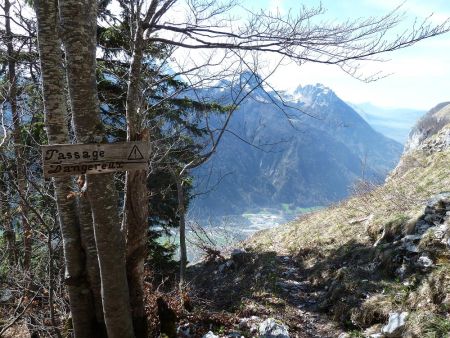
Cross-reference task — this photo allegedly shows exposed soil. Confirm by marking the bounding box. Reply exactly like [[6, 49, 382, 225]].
[[184, 251, 344, 337]]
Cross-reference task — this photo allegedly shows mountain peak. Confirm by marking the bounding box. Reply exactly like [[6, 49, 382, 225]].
[[283, 83, 336, 107], [239, 71, 264, 88], [300, 83, 334, 98], [283, 83, 337, 106]]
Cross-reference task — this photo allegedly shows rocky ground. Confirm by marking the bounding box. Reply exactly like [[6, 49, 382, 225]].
[[179, 193, 449, 338], [183, 249, 343, 338]]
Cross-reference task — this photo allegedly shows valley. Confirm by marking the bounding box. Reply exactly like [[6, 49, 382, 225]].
[[193, 77, 404, 217]]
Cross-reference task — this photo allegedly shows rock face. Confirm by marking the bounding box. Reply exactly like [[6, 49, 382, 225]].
[[389, 103, 450, 180], [381, 312, 408, 337], [389, 193, 450, 279], [405, 102, 450, 153], [258, 318, 290, 338]]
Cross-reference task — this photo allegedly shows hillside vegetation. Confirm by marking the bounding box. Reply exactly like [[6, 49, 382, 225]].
[[246, 103, 450, 337]]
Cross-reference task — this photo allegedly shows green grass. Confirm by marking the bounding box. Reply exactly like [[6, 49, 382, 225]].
[[423, 316, 450, 338]]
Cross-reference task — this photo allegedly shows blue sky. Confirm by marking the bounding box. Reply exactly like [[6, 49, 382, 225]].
[[241, 0, 450, 109]]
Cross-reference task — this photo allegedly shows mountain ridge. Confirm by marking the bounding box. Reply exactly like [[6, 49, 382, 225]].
[[192, 80, 403, 216]]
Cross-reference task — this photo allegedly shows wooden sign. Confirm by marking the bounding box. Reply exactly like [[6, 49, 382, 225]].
[[42, 141, 150, 178]]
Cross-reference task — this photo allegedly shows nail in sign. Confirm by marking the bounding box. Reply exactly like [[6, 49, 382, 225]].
[[41, 141, 150, 178]]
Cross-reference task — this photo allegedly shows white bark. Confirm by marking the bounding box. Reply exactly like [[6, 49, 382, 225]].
[[58, 0, 135, 337], [34, 0, 98, 336]]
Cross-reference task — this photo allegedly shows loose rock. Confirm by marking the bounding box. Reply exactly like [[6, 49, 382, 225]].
[[381, 312, 408, 337], [258, 318, 289, 338], [416, 255, 433, 270]]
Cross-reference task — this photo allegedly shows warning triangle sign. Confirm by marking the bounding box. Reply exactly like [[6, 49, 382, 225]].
[[128, 145, 144, 160]]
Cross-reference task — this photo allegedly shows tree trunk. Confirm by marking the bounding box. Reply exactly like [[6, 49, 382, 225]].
[[176, 175, 187, 287], [59, 0, 134, 337], [34, 0, 99, 336], [123, 23, 149, 338], [5, 0, 31, 270], [0, 173, 16, 265], [78, 197, 106, 337], [123, 169, 148, 337]]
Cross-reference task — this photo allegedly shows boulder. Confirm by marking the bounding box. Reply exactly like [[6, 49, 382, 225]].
[[258, 318, 289, 338], [426, 192, 450, 209], [402, 234, 422, 242], [239, 316, 260, 334], [403, 242, 419, 253], [381, 312, 408, 337], [202, 331, 219, 338]]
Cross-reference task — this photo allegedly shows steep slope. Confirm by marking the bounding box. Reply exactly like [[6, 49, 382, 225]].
[[193, 80, 403, 216], [405, 101, 450, 152], [247, 102, 450, 337]]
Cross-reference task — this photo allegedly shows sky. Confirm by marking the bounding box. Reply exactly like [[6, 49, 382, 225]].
[[237, 0, 450, 110], [11, 0, 449, 110]]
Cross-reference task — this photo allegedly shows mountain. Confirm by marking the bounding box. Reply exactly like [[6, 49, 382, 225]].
[[349, 102, 424, 143], [246, 102, 450, 337], [192, 76, 403, 216]]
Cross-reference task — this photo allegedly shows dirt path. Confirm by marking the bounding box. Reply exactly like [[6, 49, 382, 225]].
[[187, 251, 344, 337], [271, 255, 343, 338]]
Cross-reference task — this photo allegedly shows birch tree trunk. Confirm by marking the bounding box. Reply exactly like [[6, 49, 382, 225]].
[[58, 0, 134, 337], [5, 0, 31, 270], [34, 0, 98, 336], [123, 23, 149, 338]]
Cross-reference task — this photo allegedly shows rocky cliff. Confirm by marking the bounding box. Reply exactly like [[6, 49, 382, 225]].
[[404, 102, 450, 153]]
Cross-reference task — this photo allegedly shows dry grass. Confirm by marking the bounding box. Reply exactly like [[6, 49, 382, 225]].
[[247, 123, 450, 336]]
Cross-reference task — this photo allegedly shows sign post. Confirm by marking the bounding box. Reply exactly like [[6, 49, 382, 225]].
[[42, 141, 150, 178]]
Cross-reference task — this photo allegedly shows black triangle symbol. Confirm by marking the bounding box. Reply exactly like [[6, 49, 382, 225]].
[[128, 145, 144, 160]]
